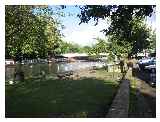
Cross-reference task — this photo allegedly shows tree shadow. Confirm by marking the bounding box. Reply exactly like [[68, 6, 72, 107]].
[[128, 81, 156, 118], [142, 92, 156, 117], [5, 77, 119, 118]]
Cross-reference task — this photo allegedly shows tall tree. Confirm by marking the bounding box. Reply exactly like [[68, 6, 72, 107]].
[[58, 41, 83, 54], [78, 5, 155, 58], [88, 38, 109, 55], [148, 30, 156, 53], [5, 5, 63, 60], [106, 17, 153, 58]]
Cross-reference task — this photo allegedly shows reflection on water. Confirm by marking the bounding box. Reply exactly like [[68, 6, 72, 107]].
[[5, 61, 106, 81]]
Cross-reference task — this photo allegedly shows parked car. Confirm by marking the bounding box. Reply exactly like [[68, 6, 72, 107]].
[[138, 57, 156, 70], [145, 65, 156, 86], [138, 57, 156, 87]]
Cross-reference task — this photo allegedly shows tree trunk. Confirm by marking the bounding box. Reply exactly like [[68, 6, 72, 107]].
[[14, 63, 24, 81]]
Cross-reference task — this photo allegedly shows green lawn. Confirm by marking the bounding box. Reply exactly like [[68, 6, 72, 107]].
[[126, 69, 138, 117], [129, 87, 138, 117], [6, 70, 119, 118]]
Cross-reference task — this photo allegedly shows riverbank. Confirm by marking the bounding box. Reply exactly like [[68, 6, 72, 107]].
[[6, 69, 121, 118]]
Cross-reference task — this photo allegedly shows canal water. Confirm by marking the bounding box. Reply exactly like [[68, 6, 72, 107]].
[[5, 61, 107, 81]]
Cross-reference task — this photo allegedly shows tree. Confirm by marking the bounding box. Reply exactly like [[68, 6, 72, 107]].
[[58, 41, 83, 54], [107, 35, 130, 60], [148, 30, 156, 53], [82, 46, 92, 54], [87, 38, 109, 55], [40, 15, 63, 57], [106, 17, 153, 58], [5, 5, 36, 60], [5, 5, 63, 61], [78, 5, 155, 58]]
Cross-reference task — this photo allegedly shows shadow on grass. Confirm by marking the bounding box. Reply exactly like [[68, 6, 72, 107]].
[[6, 77, 119, 118], [128, 86, 156, 118], [141, 92, 156, 117]]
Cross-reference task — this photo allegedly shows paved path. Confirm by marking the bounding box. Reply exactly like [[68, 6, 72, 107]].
[[106, 79, 130, 118]]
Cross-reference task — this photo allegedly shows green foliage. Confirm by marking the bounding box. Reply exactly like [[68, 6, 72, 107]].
[[107, 36, 130, 59], [82, 46, 92, 53], [82, 38, 108, 56], [78, 5, 155, 58], [106, 18, 153, 58], [6, 5, 34, 59], [129, 18, 152, 55], [59, 41, 83, 54], [81, 18, 153, 60], [148, 30, 156, 53], [5, 5, 62, 60], [93, 38, 109, 54]]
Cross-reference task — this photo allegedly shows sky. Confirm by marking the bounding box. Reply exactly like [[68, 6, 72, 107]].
[[51, 6, 110, 46], [51, 6, 156, 47]]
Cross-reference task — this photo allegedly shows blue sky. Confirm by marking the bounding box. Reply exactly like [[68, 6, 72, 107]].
[[50, 6, 156, 46]]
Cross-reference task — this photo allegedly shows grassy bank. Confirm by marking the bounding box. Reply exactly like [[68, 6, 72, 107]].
[[6, 69, 120, 117], [128, 78, 138, 116]]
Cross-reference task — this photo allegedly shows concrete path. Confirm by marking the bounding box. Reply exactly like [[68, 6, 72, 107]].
[[106, 68, 156, 118], [106, 79, 130, 118]]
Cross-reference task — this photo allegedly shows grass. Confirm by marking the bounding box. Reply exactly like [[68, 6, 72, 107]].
[[5, 69, 120, 118], [129, 87, 138, 116], [126, 69, 138, 117], [128, 71, 156, 117], [96, 69, 121, 80]]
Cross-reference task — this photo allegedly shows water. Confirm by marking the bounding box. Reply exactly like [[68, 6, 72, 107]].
[[5, 61, 107, 81]]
